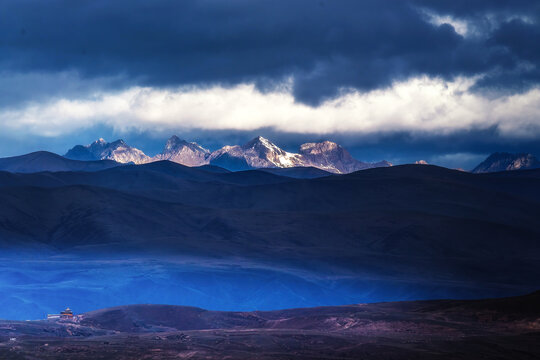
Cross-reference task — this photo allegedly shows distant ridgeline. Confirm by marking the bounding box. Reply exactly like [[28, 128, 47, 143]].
[[472, 152, 540, 173], [1, 136, 537, 175]]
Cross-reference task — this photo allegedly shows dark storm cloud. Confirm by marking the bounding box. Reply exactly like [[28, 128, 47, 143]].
[[1, 0, 538, 104]]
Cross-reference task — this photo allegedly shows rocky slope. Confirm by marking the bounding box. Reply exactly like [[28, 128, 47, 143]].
[[473, 152, 540, 173]]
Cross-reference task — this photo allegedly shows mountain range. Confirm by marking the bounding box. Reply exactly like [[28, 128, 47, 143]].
[[0, 141, 537, 176], [64, 136, 392, 173]]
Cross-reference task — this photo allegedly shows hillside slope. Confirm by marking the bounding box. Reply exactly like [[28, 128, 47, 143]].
[[0, 165, 539, 320], [0, 151, 120, 173]]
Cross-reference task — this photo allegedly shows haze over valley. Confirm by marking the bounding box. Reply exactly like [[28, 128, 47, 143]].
[[0, 147, 539, 321]]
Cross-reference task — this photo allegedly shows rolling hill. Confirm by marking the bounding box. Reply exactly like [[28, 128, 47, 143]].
[[1, 291, 539, 359], [0, 164, 538, 321], [0, 151, 121, 173]]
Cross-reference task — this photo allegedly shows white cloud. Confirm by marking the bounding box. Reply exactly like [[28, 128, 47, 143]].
[[1, 76, 540, 139], [424, 12, 470, 36], [422, 9, 537, 39]]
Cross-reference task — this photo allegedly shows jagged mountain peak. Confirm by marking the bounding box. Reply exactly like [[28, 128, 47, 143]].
[[157, 135, 210, 166], [88, 138, 108, 150], [88, 138, 126, 150], [210, 136, 302, 169], [251, 135, 269, 143], [164, 135, 209, 152], [472, 152, 540, 173], [243, 136, 280, 151], [165, 135, 189, 150], [298, 140, 365, 173], [242, 136, 289, 157], [299, 141, 348, 160], [165, 135, 186, 146], [66, 138, 150, 164], [306, 141, 392, 173]]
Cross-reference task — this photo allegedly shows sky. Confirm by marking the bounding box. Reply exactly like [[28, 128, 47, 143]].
[[1, 0, 539, 169]]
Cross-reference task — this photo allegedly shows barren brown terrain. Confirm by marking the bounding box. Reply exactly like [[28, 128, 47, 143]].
[[1, 291, 539, 359]]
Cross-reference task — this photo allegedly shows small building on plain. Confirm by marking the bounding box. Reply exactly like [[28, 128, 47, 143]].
[[47, 307, 74, 320]]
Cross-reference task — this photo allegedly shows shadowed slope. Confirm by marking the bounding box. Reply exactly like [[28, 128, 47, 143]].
[[259, 166, 332, 179], [0, 151, 120, 173], [74, 290, 540, 333], [0, 164, 539, 319]]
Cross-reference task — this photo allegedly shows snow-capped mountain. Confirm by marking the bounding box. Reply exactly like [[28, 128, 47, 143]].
[[154, 135, 210, 166], [209, 136, 305, 170], [65, 136, 391, 173], [298, 141, 391, 173], [209, 137, 391, 173], [472, 152, 540, 173], [65, 138, 151, 164]]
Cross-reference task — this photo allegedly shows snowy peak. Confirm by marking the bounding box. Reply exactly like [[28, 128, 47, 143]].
[[88, 138, 117, 153], [65, 138, 151, 164], [241, 136, 291, 160], [164, 135, 207, 152], [242, 136, 283, 153], [163, 135, 210, 155], [156, 135, 210, 166], [209, 136, 304, 169], [298, 141, 390, 173], [472, 152, 540, 173], [99, 139, 150, 164], [248, 137, 304, 168]]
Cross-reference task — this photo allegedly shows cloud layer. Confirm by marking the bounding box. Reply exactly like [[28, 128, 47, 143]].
[[3, 77, 539, 140]]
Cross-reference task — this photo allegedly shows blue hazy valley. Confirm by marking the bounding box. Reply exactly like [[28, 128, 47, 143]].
[[0, 154, 539, 320]]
